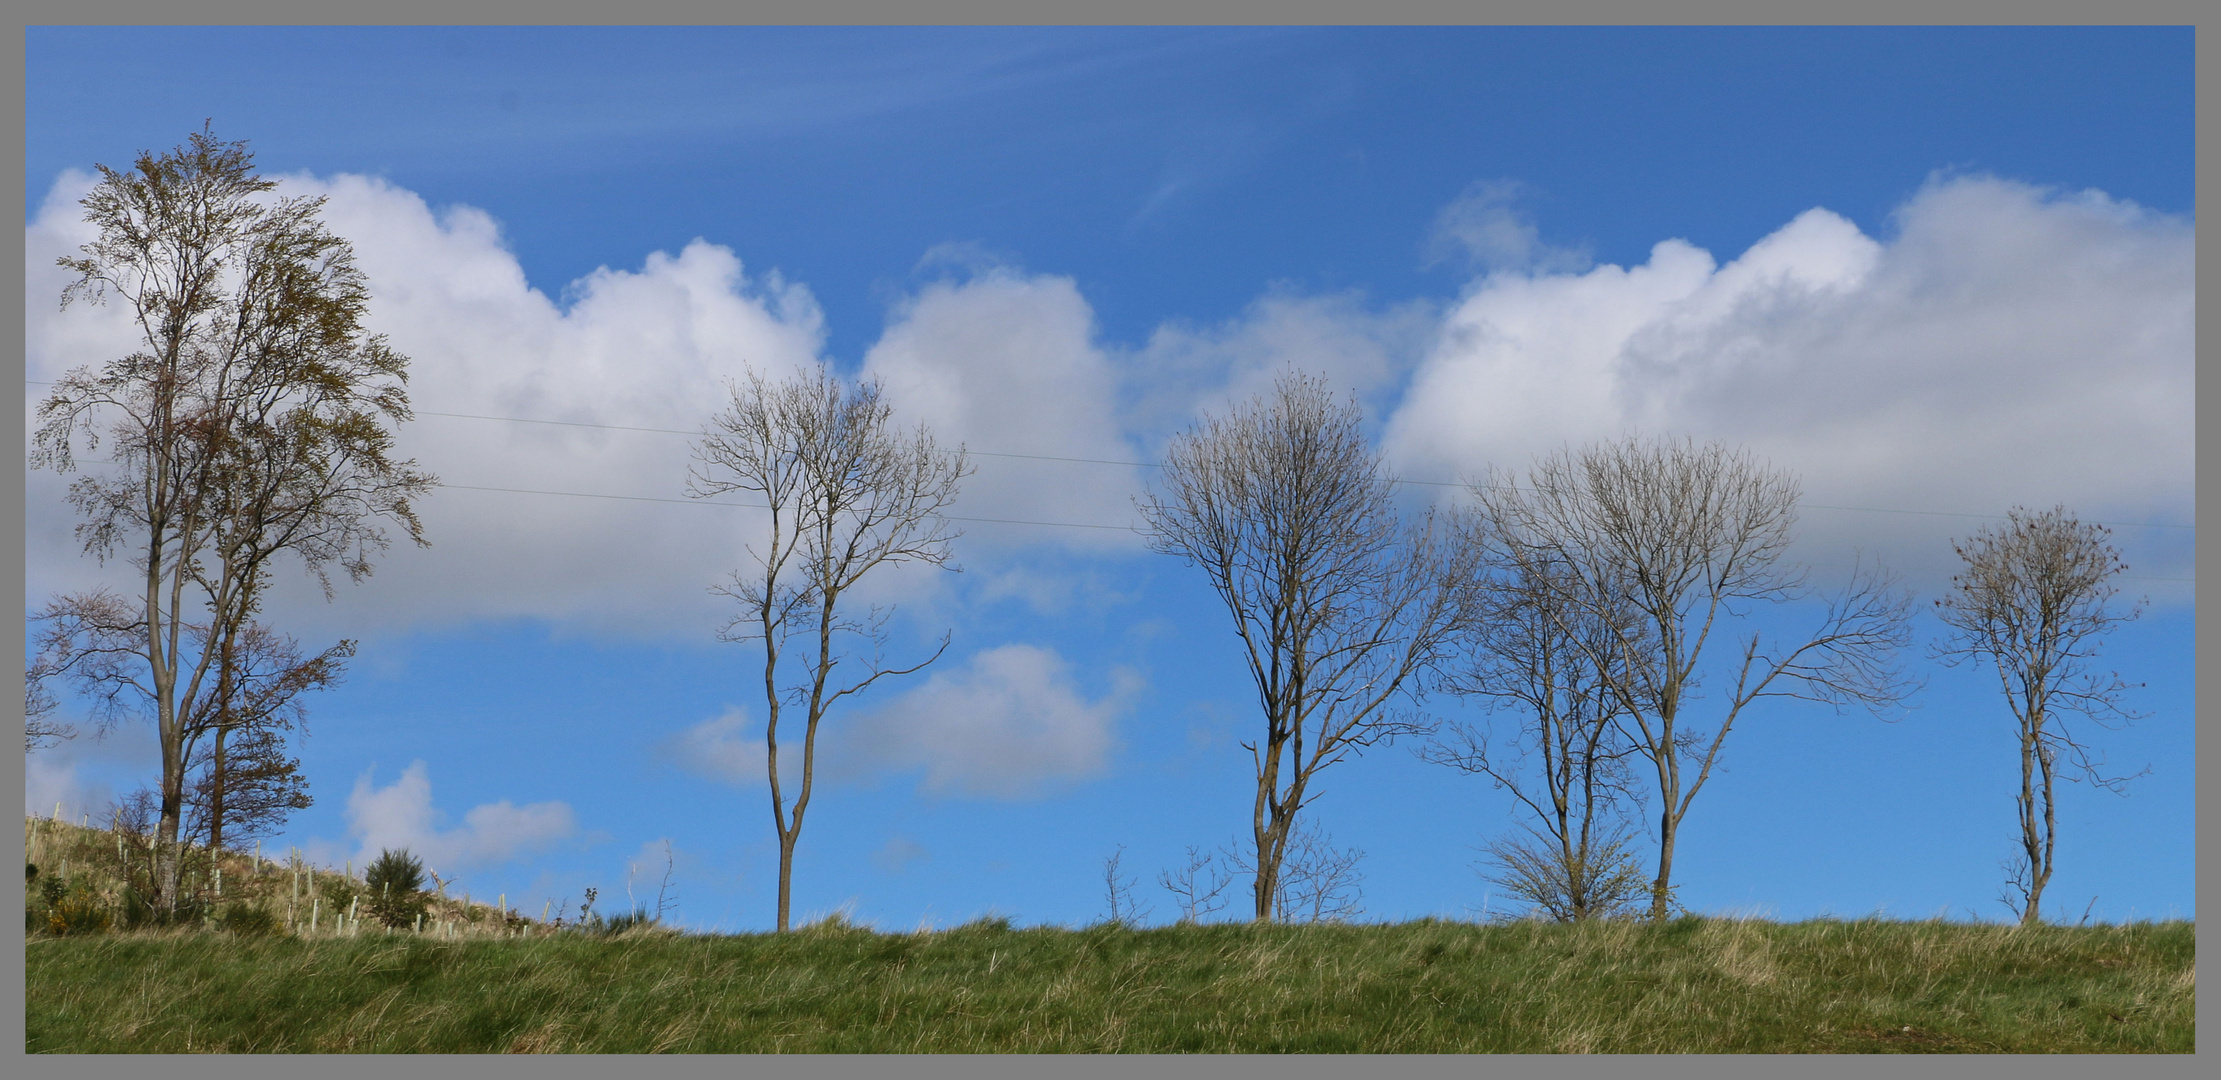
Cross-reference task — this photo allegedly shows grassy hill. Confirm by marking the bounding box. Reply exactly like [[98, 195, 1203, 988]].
[[24, 815, 2195, 1054], [25, 813, 536, 939]]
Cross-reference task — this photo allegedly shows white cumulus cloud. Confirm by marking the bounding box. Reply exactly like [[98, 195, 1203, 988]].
[[26, 169, 823, 642], [659, 706, 798, 789], [1382, 174, 2193, 594], [863, 268, 1148, 547], [340, 761, 576, 873], [850, 644, 1135, 799], [1124, 289, 1438, 446]]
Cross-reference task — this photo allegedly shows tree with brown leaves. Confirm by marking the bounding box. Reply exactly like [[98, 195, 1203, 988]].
[[31, 126, 433, 912]]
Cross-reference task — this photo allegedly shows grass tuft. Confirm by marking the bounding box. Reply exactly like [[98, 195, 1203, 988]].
[[25, 914, 2192, 1053]]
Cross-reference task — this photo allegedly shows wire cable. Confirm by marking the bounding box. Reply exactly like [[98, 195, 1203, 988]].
[[27, 381, 2196, 538]]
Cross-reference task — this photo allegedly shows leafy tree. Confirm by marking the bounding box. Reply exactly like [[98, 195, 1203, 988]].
[[31, 126, 433, 911], [185, 723, 314, 852]]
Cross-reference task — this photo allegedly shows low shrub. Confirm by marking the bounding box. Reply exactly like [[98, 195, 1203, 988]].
[[599, 908, 660, 935], [319, 875, 361, 915], [221, 903, 280, 936], [45, 880, 112, 936], [363, 848, 428, 930]]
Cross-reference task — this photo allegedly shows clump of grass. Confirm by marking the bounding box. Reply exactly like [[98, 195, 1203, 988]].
[[24, 816, 547, 940], [220, 903, 281, 937], [24, 915, 2194, 1054]]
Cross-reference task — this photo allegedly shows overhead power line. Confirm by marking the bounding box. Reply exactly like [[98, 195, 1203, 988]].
[[439, 484, 1142, 532], [418, 411, 1163, 470], [436, 482, 2190, 584], [26, 381, 2196, 534], [415, 406, 2199, 533]]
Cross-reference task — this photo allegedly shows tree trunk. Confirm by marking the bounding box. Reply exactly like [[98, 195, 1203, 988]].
[[776, 832, 797, 933], [158, 730, 185, 916], [2020, 721, 2057, 927], [1649, 808, 1677, 922], [1252, 816, 1284, 922], [208, 725, 228, 854]]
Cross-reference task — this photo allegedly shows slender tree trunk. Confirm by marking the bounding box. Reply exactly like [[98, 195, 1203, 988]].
[[208, 610, 239, 855], [148, 520, 183, 914], [1646, 714, 1682, 922], [157, 730, 185, 914], [1650, 808, 1678, 921], [1252, 812, 1282, 922], [1251, 713, 1294, 922], [2036, 742, 2056, 924], [761, 563, 791, 932], [2019, 711, 2057, 927], [208, 725, 228, 854], [1644, 658, 1691, 922], [776, 831, 797, 933]]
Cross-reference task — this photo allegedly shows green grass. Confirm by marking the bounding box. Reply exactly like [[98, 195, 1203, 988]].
[[24, 816, 533, 938], [25, 914, 2193, 1053]]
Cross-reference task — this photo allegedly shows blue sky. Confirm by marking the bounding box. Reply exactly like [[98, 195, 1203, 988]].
[[23, 27, 2194, 931]]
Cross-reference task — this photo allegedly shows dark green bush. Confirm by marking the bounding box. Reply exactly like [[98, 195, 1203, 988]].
[[363, 848, 427, 929], [117, 887, 155, 930], [220, 903, 280, 936], [319, 874, 360, 913]]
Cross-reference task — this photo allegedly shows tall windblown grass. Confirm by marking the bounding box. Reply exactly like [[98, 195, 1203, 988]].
[[25, 906, 2194, 1054], [24, 813, 553, 940]]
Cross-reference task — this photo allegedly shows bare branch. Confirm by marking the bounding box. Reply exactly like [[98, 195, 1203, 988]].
[[1100, 846, 1152, 926], [1157, 845, 1234, 924], [691, 362, 968, 932], [1935, 505, 2145, 925], [1139, 373, 1467, 921], [1474, 435, 1913, 921]]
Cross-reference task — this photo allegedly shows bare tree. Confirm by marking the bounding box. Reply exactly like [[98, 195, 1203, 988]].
[[30, 127, 432, 911], [1273, 823, 1367, 923], [1157, 845, 1234, 924], [653, 839, 680, 923], [690, 364, 969, 932], [1480, 823, 1650, 923], [1219, 820, 1368, 923], [1140, 373, 1468, 922], [1476, 436, 1914, 921], [25, 644, 77, 752], [1934, 506, 2145, 926], [1100, 846, 1152, 927], [1423, 524, 1650, 921]]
